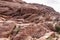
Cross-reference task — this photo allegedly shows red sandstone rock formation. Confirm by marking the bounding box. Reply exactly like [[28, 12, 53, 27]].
[[0, 0, 60, 40]]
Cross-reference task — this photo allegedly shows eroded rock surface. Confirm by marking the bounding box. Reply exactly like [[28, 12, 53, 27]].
[[0, 0, 60, 40]]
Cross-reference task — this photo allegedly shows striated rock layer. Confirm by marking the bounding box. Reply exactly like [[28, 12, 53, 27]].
[[0, 0, 60, 40]]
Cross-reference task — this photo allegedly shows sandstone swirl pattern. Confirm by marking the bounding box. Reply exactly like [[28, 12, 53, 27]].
[[0, 0, 60, 40]]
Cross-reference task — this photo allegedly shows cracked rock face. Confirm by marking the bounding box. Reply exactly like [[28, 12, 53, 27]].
[[0, 0, 60, 40]]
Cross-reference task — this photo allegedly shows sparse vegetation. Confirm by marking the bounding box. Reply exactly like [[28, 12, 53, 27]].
[[55, 24, 60, 34]]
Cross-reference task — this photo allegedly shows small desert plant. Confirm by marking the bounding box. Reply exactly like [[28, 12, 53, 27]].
[[55, 25, 60, 34]]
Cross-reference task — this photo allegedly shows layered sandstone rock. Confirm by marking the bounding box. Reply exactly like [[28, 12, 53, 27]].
[[0, 0, 60, 40]]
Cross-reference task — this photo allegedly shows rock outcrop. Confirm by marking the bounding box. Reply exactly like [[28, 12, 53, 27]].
[[0, 0, 60, 40]]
